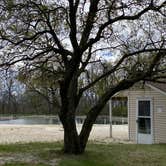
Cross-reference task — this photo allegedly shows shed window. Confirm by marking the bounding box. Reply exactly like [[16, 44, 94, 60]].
[[138, 101, 150, 116]]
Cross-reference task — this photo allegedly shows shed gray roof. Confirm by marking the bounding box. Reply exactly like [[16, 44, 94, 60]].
[[148, 82, 166, 93]]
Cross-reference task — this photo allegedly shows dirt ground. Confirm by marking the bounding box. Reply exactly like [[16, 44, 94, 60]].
[[0, 124, 129, 144]]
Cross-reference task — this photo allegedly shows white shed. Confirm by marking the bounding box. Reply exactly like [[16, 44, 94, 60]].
[[110, 82, 166, 144]]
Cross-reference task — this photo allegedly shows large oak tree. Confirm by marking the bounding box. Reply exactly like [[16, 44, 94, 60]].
[[0, 0, 166, 154]]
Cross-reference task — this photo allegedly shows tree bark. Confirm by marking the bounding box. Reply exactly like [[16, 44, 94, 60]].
[[59, 96, 85, 154], [60, 113, 83, 154], [59, 73, 86, 154]]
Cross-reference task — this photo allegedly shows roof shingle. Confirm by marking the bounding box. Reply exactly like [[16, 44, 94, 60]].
[[148, 82, 166, 93]]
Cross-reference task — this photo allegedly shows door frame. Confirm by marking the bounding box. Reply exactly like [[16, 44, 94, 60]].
[[136, 97, 153, 144]]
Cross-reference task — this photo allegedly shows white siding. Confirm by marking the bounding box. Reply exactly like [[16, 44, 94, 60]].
[[128, 86, 166, 143]]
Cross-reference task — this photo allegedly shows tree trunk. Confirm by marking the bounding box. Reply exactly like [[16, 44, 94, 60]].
[[59, 69, 86, 154], [60, 112, 84, 154], [59, 86, 85, 154]]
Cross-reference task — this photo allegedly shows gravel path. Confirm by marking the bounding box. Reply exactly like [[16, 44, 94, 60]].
[[0, 124, 129, 144]]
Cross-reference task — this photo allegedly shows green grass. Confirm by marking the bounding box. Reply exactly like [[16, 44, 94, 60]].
[[0, 142, 165, 166], [3, 163, 47, 166]]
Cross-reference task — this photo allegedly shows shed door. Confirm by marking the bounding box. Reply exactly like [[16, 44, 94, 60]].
[[137, 100, 152, 144]]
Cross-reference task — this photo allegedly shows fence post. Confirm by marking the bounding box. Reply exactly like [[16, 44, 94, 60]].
[[109, 100, 112, 138]]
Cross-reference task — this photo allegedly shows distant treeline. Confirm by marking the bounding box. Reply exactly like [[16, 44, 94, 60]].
[[0, 88, 127, 116], [0, 70, 127, 116]]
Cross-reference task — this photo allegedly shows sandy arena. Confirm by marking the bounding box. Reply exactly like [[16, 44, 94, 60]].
[[0, 124, 129, 144]]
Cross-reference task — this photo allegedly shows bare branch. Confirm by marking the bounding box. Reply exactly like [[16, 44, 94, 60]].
[[84, 1, 166, 51], [79, 48, 166, 96]]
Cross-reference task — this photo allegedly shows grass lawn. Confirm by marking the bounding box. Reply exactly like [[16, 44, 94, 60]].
[[0, 142, 165, 166]]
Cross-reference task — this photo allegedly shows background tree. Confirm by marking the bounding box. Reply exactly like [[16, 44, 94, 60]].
[[0, 0, 166, 154], [0, 69, 21, 114], [18, 65, 60, 114]]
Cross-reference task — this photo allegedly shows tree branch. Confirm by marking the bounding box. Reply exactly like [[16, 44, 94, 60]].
[[79, 0, 100, 49], [68, 0, 79, 50], [78, 48, 166, 96], [84, 1, 166, 51]]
